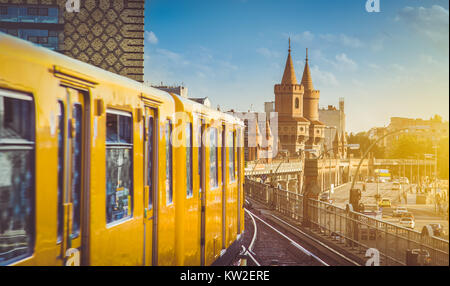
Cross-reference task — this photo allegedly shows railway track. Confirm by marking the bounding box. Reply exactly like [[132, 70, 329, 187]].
[[236, 199, 361, 266], [238, 206, 327, 266]]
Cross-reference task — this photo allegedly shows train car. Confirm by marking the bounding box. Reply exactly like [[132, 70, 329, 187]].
[[0, 32, 244, 266], [170, 95, 245, 266]]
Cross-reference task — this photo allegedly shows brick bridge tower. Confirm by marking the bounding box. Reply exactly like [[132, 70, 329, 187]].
[[301, 48, 325, 157], [274, 39, 310, 156]]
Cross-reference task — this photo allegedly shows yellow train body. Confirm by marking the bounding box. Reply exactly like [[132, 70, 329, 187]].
[[0, 33, 245, 266]]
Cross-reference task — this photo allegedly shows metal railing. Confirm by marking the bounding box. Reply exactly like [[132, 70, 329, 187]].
[[245, 178, 449, 266]]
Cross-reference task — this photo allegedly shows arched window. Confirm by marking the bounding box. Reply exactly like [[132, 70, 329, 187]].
[[295, 98, 299, 109]]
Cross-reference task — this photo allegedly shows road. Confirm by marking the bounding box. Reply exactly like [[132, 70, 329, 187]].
[[330, 181, 449, 240]]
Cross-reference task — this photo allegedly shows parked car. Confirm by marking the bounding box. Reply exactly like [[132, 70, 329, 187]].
[[366, 177, 375, 183], [393, 206, 408, 217], [399, 217, 415, 229], [378, 198, 391, 208]]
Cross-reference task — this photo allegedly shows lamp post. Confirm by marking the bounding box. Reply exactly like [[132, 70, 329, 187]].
[[348, 127, 425, 205]]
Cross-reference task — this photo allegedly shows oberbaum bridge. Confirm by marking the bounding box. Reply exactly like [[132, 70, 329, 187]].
[[242, 43, 436, 194], [240, 43, 448, 266]]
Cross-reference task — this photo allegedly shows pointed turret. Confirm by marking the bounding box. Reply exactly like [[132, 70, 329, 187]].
[[302, 48, 320, 122], [281, 38, 298, 85], [301, 48, 314, 90]]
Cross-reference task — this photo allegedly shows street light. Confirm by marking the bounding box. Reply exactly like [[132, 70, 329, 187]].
[[349, 127, 426, 207]]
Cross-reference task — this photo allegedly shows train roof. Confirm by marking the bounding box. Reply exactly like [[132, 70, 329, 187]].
[[171, 94, 244, 126], [0, 32, 173, 103]]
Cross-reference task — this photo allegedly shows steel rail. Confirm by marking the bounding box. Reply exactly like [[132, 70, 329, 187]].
[[246, 209, 330, 266]]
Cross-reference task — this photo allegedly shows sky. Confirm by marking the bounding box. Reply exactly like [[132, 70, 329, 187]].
[[143, 0, 449, 133]]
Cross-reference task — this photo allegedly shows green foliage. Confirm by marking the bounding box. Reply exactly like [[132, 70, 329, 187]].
[[347, 132, 384, 158]]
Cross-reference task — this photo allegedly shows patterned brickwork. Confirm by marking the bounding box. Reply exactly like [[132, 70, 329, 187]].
[[0, 0, 145, 82]]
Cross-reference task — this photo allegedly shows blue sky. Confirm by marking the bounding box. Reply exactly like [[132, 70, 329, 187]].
[[143, 0, 449, 133]]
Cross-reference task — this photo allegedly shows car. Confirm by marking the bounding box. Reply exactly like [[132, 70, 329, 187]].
[[366, 177, 375, 183], [393, 206, 408, 217], [392, 182, 401, 190], [399, 217, 415, 229], [363, 204, 383, 220], [378, 198, 391, 208], [401, 212, 415, 220]]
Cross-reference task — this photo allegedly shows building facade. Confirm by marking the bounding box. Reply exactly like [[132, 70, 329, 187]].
[[0, 0, 145, 82], [226, 110, 275, 162], [369, 116, 449, 152], [319, 98, 347, 158]]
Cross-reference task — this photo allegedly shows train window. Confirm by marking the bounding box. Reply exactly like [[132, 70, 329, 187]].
[[0, 90, 35, 265], [147, 117, 154, 209], [106, 110, 133, 224], [165, 120, 173, 205], [210, 128, 218, 188], [57, 101, 64, 242], [186, 123, 193, 198], [228, 131, 235, 182], [27, 7, 38, 16], [38, 8, 48, 17]]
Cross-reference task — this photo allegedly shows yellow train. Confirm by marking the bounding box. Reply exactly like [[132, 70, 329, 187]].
[[0, 32, 245, 266]]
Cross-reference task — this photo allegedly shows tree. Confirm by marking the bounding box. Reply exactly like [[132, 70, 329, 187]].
[[347, 132, 385, 158]]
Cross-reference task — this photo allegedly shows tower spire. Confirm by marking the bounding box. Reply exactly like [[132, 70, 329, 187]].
[[301, 47, 313, 90], [281, 39, 297, 85]]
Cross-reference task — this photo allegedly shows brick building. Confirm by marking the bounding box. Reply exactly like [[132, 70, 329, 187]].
[[275, 41, 325, 157], [0, 0, 145, 82]]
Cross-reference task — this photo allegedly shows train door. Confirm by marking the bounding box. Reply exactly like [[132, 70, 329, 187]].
[[221, 125, 226, 249], [144, 107, 157, 265], [199, 119, 206, 265], [59, 88, 89, 266], [237, 129, 241, 234]]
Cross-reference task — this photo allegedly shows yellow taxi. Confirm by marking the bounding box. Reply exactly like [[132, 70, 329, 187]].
[[378, 198, 392, 208]]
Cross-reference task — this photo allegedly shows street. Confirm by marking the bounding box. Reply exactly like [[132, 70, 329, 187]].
[[331, 181, 449, 240]]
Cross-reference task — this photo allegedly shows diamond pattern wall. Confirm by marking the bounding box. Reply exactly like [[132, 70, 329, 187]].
[[0, 0, 145, 83]]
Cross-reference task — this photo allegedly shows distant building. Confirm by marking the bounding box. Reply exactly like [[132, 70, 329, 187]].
[[226, 110, 274, 162], [264, 101, 275, 119], [369, 116, 449, 153], [319, 98, 347, 158], [0, 0, 146, 82], [189, 97, 211, 107], [368, 127, 388, 148], [154, 85, 189, 98]]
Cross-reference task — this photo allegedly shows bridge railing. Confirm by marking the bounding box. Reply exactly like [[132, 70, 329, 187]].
[[244, 177, 449, 266], [307, 199, 449, 266]]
